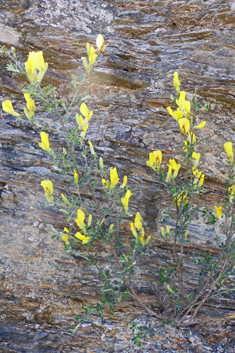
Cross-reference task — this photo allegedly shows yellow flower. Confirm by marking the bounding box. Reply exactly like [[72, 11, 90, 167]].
[[167, 285, 174, 294], [39, 131, 50, 152], [88, 44, 98, 65], [41, 180, 54, 202], [75, 232, 91, 244], [224, 142, 234, 165], [109, 224, 115, 232], [61, 194, 71, 206], [167, 107, 174, 116], [146, 150, 162, 172], [25, 51, 48, 84], [96, 34, 106, 52], [199, 174, 205, 186], [74, 169, 79, 183], [183, 140, 189, 153], [173, 109, 183, 121], [140, 233, 151, 246], [169, 159, 181, 178], [178, 118, 190, 135], [121, 175, 128, 188], [173, 71, 180, 93], [61, 228, 70, 245], [75, 209, 86, 231], [88, 140, 95, 155], [169, 159, 180, 171], [167, 107, 183, 121], [134, 212, 143, 230], [23, 93, 35, 121], [177, 91, 186, 106], [110, 167, 119, 189], [187, 132, 196, 145], [102, 167, 120, 190], [192, 152, 200, 168], [82, 42, 98, 72], [76, 103, 93, 138], [193, 169, 201, 178], [193, 169, 204, 186], [61, 235, 70, 245], [121, 189, 132, 212], [130, 213, 149, 246], [87, 214, 92, 227], [130, 223, 138, 239], [102, 178, 107, 186], [195, 121, 206, 129], [80, 102, 93, 120], [193, 169, 202, 184], [176, 91, 191, 116], [166, 164, 173, 182], [76, 114, 89, 138], [82, 57, 89, 71], [161, 227, 166, 238], [99, 157, 104, 169], [2, 100, 21, 119], [215, 206, 222, 219]]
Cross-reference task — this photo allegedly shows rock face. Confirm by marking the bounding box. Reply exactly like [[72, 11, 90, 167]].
[[1, 0, 235, 352]]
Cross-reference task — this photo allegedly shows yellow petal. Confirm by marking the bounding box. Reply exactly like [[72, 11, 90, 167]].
[[61, 193, 71, 206], [96, 34, 105, 50], [121, 175, 128, 188], [2, 100, 21, 119], [166, 164, 173, 182], [173, 71, 180, 93], [41, 180, 54, 202], [134, 212, 142, 230], [80, 102, 89, 117], [224, 142, 234, 164], [167, 107, 174, 116], [110, 167, 119, 189], [130, 223, 138, 239], [75, 232, 91, 244], [2, 100, 14, 114], [177, 91, 186, 107], [215, 206, 222, 219], [192, 152, 200, 161], [195, 121, 206, 129], [76, 209, 85, 225], [173, 109, 183, 121], [41, 180, 53, 195], [178, 118, 190, 135], [169, 159, 180, 171], [39, 131, 50, 152], [121, 189, 132, 212], [88, 140, 95, 155], [87, 214, 92, 227], [99, 157, 104, 169], [199, 174, 205, 186], [61, 235, 70, 245]]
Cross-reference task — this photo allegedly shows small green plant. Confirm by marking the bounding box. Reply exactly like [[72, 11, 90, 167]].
[[2, 38, 235, 348], [130, 321, 155, 347], [1, 36, 155, 347], [146, 72, 235, 323]]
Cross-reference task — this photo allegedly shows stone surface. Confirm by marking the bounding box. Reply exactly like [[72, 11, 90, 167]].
[[1, 0, 235, 352]]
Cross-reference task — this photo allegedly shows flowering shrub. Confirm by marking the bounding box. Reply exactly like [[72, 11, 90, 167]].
[[1, 36, 235, 346]]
